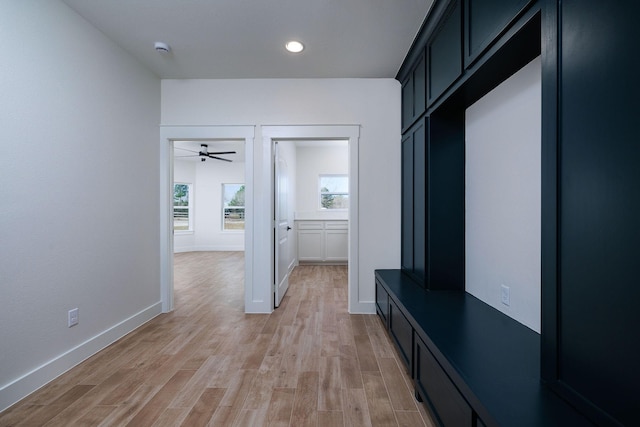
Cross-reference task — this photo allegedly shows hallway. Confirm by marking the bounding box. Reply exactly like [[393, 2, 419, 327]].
[[0, 252, 432, 426]]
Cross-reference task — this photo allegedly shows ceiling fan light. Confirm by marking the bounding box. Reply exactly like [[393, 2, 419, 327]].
[[285, 40, 304, 53]]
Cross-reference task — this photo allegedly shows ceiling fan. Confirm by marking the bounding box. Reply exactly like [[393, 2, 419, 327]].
[[175, 143, 236, 162]]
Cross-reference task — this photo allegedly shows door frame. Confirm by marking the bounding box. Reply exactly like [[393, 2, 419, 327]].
[[159, 125, 255, 313], [261, 125, 361, 312]]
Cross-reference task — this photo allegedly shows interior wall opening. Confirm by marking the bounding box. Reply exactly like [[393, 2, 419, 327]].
[[273, 139, 350, 307], [171, 139, 247, 310], [260, 125, 360, 313]]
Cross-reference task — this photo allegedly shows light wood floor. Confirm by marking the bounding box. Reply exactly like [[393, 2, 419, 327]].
[[0, 252, 434, 427]]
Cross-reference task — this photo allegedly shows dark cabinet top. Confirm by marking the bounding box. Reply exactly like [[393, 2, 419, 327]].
[[375, 269, 593, 427]]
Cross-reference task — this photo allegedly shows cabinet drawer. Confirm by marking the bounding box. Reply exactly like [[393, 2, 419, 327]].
[[415, 335, 472, 427], [389, 300, 412, 372], [325, 221, 348, 230], [297, 221, 324, 230]]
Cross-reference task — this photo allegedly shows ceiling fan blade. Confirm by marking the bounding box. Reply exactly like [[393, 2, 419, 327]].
[[207, 154, 232, 162], [175, 154, 198, 158], [206, 151, 236, 155], [174, 147, 199, 153]]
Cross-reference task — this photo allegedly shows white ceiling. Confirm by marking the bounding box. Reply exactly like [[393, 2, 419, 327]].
[[61, 0, 434, 79]]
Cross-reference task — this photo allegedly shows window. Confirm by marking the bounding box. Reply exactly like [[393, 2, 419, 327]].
[[320, 174, 349, 210], [223, 183, 245, 231], [173, 183, 193, 232]]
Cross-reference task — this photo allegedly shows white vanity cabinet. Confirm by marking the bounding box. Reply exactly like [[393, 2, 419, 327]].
[[297, 220, 348, 263]]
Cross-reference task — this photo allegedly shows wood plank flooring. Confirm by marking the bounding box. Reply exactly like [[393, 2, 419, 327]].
[[0, 252, 434, 426]]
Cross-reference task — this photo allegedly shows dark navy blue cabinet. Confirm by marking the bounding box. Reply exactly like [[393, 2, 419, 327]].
[[427, 0, 462, 104], [464, 0, 532, 66], [375, 278, 388, 326], [401, 53, 427, 132], [401, 118, 427, 285], [401, 131, 414, 273], [415, 335, 473, 427], [390, 0, 640, 425], [375, 270, 592, 427], [541, 1, 640, 425], [389, 299, 412, 372]]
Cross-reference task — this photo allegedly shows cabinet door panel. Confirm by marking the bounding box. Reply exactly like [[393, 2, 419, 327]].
[[389, 300, 412, 372], [325, 230, 348, 261], [415, 336, 472, 426], [414, 54, 427, 117], [465, 0, 530, 65], [428, 0, 462, 103], [402, 119, 427, 284], [375, 280, 389, 326], [552, 2, 640, 425], [297, 230, 323, 261], [401, 132, 414, 272], [413, 121, 427, 283], [402, 78, 413, 130], [401, 54, 427, 131]]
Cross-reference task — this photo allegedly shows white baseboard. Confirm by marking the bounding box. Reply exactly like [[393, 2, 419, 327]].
[[349, 301, 376, 314], [173, 246, 193, 253], [0, 302, 162, 412], [174, 246, 245, 253]]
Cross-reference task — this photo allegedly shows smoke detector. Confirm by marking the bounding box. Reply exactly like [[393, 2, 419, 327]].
[[154, 41, 171, 53]]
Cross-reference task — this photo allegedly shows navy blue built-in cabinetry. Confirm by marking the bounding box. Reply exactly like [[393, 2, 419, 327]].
[[401, 55, 426, 131], [375, 270, 591, 427], [427, 0, 462, 104], [464, 0, 531, 66], [540, 1, 640, 426], [382, 0, 639, 425], [401, 118, 427, 283]]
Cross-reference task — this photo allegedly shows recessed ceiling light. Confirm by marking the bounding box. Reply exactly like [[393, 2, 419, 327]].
[[285, 40, 304, 53]]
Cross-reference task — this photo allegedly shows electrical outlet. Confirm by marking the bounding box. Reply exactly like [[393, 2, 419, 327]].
[[68, 308, 79, 327], [501, 285, 510, 306]]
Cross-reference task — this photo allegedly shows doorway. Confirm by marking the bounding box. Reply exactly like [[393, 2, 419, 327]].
[[160, 126, 255, 313], [274, 139, 350, 307], [261, 125, 360, 312], [161, 125, 360, 314]]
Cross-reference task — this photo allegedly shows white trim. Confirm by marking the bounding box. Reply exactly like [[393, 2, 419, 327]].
[[348, 301, 376, 314], [260, 125, 361, 313], [160, 126, 255, 313], [0, 302, 161, 413], [174, 246, 245, 253]]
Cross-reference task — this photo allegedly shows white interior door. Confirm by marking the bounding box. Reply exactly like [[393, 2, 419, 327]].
[[274, 141, 290, 307]]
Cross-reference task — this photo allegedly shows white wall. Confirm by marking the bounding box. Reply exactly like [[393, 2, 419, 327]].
[[161, 79, 401, 311], [0, 0, 161, 410], [295, 145, 349, 219], [465, 56, 541, 333]]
